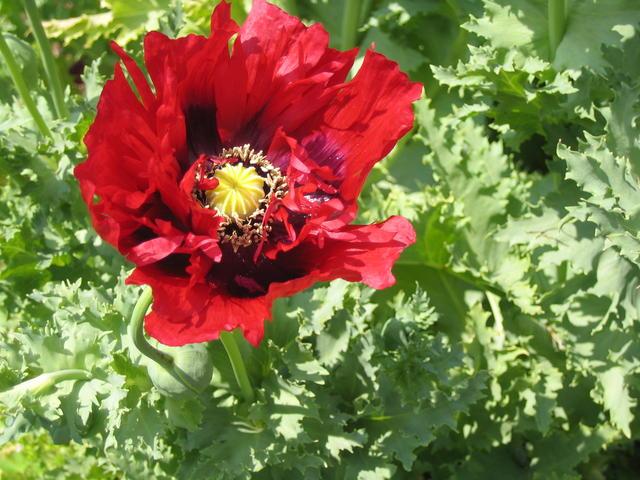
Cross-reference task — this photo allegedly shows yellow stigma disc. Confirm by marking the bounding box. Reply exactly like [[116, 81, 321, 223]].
[[205, 163, 265, 218]]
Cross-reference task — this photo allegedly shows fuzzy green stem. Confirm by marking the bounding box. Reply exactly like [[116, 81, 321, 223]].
[[220, 331, 255, 403], [341, 0, 362, 50], [548, 0, 567, 60], [129, 288, 172, 367], [22, 0, 68, 119], [359, 0, 374, 25], [0, 33, 51, 137], [1, 369, 90, 399], [128, 287, 200, 394]]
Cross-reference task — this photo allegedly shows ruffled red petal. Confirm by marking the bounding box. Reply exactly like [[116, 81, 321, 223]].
[[76, 14, 235, 265], [299, 50, 423, 201], [127, 264, 270, 347], [217, 0, 357, 147], [75, 61, 157, 255], [309, 216, 416, 289], [126, 215, 413, 346]]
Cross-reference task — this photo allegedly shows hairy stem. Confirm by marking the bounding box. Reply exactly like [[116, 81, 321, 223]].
[[22, 0, 69, 119], [1, 369, 90, 399], [220, 331, 255, 403], [0, 32, 51, 137], [548, 0, 567, 60], [128, 287, 200, 394], [341, 0, 362, 50], [359, 0, 374, 26], [129, 288, 172, 367]]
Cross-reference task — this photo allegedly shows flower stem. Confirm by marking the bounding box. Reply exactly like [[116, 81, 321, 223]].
[[220, 331, 255, 403], [548, 0, 566, 60], [129, 287, 172, 367], [128, 287, 200, 394], [341, 0, 362, 50], [359, 0, 374, 25], [0, 32, 51, 137], [21, 0, 69, 119], [0, 369, 90, 400]]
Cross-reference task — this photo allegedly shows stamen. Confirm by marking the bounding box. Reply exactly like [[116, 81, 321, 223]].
[[192, 145, 288, 252]]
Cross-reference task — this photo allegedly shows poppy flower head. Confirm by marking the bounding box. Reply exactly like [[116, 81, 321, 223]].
[[75, 0, 423, 347]]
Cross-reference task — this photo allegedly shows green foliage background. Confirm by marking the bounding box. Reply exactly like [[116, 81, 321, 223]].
[[1, 0, 640, 478]]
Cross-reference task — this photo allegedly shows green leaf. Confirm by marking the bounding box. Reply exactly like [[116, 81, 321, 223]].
[[596, 367, 636, 437], [466, 0, 640, 73]]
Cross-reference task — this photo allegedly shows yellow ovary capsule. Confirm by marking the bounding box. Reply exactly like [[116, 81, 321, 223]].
[[205, 163, 265, 218]]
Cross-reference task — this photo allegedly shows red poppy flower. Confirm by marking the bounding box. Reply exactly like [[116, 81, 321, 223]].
[[75, 0, 422, 346]]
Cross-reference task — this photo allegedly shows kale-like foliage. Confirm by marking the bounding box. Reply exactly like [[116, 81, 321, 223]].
[[2, 0, 640, 478]]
